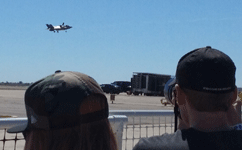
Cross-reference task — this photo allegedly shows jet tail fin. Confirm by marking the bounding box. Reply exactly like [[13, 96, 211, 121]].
[[46, 24, 54, 29]]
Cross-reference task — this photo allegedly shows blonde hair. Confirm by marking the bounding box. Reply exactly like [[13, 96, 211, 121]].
[[24, 95, 117, 150]]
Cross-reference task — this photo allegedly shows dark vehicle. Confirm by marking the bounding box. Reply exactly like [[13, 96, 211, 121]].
[[111, 81, 131, 92], [100, 84, 121, 94]]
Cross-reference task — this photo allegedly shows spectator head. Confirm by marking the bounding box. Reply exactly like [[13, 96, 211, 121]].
[[175, 46, 237, 112], [7, 71, 117, 150]]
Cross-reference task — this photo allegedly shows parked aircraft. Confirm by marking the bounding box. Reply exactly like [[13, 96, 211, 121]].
[[46, 22, 72, 33]]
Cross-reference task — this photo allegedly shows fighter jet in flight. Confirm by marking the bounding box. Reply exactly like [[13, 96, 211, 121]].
[[46, 22, 72, 33]]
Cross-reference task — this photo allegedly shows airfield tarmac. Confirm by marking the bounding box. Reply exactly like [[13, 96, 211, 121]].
[[0, 89, 173, 117]]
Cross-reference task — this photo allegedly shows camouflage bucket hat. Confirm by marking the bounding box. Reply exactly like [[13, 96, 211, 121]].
[[8, 71, 108, 133]]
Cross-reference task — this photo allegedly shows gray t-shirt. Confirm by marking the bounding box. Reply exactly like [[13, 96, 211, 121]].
[[133, 128, 242, 150], [133, 130, 189, 150]]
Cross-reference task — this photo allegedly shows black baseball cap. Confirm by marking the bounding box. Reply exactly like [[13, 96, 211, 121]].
[[7, 71, 109, 133], [176, 46, 236, 93]]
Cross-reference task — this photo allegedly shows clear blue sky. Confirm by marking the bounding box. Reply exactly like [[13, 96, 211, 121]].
[[1, 0, 242, 87]]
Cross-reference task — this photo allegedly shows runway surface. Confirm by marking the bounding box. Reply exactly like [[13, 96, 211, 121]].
[[0, 90, 173, 117]]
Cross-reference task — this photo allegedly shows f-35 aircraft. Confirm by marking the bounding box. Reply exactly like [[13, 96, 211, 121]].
[[46, 22, 72, 33]]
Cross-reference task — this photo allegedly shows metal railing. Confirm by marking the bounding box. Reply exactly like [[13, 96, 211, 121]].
[[110, 110, 175, 150], [0, 110, 174, 150]]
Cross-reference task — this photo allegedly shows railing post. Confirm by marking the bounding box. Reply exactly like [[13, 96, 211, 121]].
[[109, 115, 128, 150]]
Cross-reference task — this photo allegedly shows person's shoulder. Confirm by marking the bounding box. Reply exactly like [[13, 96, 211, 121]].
[[181, 128, 242, 150], [133, 130, 189, 150]]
